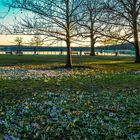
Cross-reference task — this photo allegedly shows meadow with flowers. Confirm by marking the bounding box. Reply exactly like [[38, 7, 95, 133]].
[[0, 55, 140, 139]]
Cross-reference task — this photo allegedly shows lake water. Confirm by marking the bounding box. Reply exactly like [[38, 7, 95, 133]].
[[0, 46, 135, 56], [0, 50, 135, 56]]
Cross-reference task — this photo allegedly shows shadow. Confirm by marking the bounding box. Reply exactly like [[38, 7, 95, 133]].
[[49, 65, 94, 70]]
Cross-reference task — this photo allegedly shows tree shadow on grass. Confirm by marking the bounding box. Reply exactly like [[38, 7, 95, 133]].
[[51, 65, 94, 70]]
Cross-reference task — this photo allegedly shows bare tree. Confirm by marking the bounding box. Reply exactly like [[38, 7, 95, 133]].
[[78, 0, 105, 56], [103, 0, 140, 62], [4, 0, 83, 68], [14, 36, 23, 54], [30, 35, 44, 47], [14, 36, 23, 46], [30, 35, 44, 54]]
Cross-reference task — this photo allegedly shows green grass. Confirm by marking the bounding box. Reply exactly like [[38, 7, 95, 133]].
[[0, 55, 140, 139], [0, 54, 139, 73], [0, 54, 135, 65]]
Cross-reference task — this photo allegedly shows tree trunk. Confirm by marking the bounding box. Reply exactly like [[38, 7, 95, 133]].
[[34, 47, 36, 54], [133, 21, 140, 62], [65, 39, 72, 68], [132, 7, 140, 62], [65, 0, 72, 68], [89, 15, 96, 56], [90, 34, 96, 56]]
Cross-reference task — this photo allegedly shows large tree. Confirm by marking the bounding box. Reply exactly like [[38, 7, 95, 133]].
[[79, 0, 105, 56], [5, 0, 83, 68], [103, 0, 140, 62]]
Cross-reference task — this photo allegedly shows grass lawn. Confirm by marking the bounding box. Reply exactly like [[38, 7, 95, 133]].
[[0, 55, 140, 139]]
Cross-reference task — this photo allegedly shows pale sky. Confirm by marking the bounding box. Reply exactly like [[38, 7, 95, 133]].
[[0, 0, 24, 45], [0, 35, 33, 45]]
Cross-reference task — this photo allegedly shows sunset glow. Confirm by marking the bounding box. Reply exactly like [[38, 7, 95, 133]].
[[0, 35, 33, 45]]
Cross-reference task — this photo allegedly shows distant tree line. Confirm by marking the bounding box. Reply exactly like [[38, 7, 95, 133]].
[[3, 0, 140, 68], [97, 43, 134, 51]]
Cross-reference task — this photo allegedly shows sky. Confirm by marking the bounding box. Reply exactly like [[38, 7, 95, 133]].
[[0, 0, 16, 24], [0, 1, 60, 46], [0, 1, 92, 47], [0, 0, 34, 45]]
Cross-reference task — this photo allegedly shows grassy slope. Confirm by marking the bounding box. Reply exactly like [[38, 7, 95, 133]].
[[0, 55, 140, 139], [0, 54, 139, 72]]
